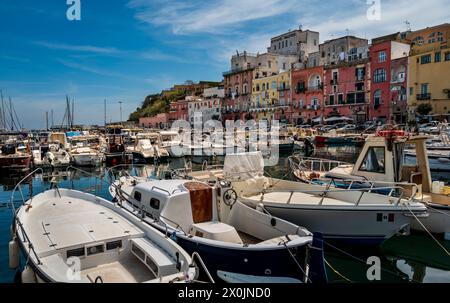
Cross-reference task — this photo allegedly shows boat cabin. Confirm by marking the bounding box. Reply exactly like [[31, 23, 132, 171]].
[[349, 132, 433, 194]]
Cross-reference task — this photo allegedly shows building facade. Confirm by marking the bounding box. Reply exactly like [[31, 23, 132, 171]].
[[251, 71, 291, 122], [369, 40, 410, 122], [139, 113, 169, 129], [168, 100, 189, 124], [188, 98, 222, 126], [291, 66, 324, 124], [322, 59, 371, 123], [319, 36, 369, 67], [408, 37, 450, 120], [267, 28, 320, 64]]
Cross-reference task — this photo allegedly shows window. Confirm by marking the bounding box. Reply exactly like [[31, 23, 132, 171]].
[[410, 87, 414, 96], [421, 83, 429, 95], [329, 95, 335, 105], [150, 198, 160, 210], [338, 94, 344, 104], [374, 68, 387, 83], [421, 54, 431, 64], [378, 51, 386, 63], [374, 90, 382, 106], [356, 67, 365, 81], [435, 52, 441, 62], [445, 52, 450, 61], [134, 191, 142, 202], [271, 81, 277, 89], [359, 147, 385, 174], [268, 61, 272, 68], [106, 240, 122, 251]]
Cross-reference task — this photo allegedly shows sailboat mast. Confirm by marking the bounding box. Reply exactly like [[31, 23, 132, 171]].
[[0, 90, 4, 129], [9, 97, 14, 131]]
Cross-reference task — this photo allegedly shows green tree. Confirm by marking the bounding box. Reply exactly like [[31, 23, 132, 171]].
[[416, 103, 432, 116]]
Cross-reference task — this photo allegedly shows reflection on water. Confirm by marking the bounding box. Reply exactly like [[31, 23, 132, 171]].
[[1, 150, 450, 283]]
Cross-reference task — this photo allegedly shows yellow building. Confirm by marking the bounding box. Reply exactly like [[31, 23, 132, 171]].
[[408, 24, 450, 119], [251, 71, 291, 121], [408, 44, 450, 118]]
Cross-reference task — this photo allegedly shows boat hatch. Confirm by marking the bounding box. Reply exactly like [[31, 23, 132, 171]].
[[130, 238, 177, 277], [184, 182, 213, 224]]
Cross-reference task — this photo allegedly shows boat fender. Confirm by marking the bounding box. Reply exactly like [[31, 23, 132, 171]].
[[9, 239, 20, 269], [21, 266, 37, 283], [270, 218, 277, 227]]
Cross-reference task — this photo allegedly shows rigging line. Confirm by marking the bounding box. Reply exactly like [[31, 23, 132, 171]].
[[406, 205, 450, 257], [282, 241, 311, 283], [320, 239, 419, 283], [324, 258, 352, 283]]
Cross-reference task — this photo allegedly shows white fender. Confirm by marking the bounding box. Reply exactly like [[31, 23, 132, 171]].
[[9, 239, 19, 269], [22, 266, 37, 283]]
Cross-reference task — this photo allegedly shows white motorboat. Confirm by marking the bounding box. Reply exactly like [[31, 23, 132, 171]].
[[71, 147, 102, 167], [9, 181, 197, 283], [224, 152, 428, 246], [110, 176, 328, 282], [291, 130, 450, 239], [127, 133, 169, 163]]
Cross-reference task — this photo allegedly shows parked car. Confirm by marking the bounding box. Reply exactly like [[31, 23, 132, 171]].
[[336, 124, 357, 133], [419, 122, 440, 133]]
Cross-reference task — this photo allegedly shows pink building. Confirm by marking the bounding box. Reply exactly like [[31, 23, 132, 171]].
[[323, 60, 371, 123], [139, 113, 169, 129], [168, 100, 189, 124]]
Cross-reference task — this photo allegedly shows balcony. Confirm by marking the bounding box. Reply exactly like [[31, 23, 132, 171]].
[[391, 76, 405, 84], [277, 86, 291, 91], [223, 66, 254, 77], [308, 84, 323, 91], [417, 93, 431, 100], [330, 79, 339, 85]]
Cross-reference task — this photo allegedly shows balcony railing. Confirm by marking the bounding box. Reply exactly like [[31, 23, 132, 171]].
[[308, 84, 323, 91], [277, 86, 291, 91], [417, 93, 431, 100]]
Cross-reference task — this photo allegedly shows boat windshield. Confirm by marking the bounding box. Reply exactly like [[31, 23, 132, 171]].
[[359, 147, 385, 174]]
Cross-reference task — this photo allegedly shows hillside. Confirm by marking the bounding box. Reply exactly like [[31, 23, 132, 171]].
[[128, 90, 187, 121]]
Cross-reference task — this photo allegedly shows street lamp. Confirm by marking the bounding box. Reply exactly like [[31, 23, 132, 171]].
[[118, 101, 123, 124]]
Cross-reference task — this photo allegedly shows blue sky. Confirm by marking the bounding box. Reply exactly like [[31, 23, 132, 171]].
[[0, 0, 448, 129]]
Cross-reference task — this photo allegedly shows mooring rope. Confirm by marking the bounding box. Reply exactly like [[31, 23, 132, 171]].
[[406, 205, 450, 257], [324, 258, 352, 283]]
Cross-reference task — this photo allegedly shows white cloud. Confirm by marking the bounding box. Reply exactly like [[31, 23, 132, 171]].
[[33, 41, 121, 54], [128, 0, 301, 34]]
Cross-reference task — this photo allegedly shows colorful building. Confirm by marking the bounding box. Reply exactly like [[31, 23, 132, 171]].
[[369, 40, 410, 123], [251, 71, 291, 122], [323, 59, 371, 123], [291, 66, 324, 124], [168, 100, 189, 124], [407, 24, 450, 120], [139, 113, 169, 129]]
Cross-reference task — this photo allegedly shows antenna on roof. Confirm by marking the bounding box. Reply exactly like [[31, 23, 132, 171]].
[[404, 20, 411, 32], [346, 28, 350, 36]]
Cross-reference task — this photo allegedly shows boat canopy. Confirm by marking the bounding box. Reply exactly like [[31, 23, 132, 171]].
[[223, 151, 265, 181]]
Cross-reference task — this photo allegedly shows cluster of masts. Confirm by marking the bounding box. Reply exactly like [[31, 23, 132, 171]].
[[0, 90, 23, 131]]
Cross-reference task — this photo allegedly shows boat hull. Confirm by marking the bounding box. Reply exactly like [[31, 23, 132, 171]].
[[72, 154, 101, 167], [149, 222, 309, 282], [0, 155, 31, 172], [262, 205, 413, 246]]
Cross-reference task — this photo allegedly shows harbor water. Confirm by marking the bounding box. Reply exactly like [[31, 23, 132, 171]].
[[1, 146, 450, 283]]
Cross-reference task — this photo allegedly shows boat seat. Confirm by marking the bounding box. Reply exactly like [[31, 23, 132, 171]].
[[190, 221, 242, 244], [130, 238, 177, 277]]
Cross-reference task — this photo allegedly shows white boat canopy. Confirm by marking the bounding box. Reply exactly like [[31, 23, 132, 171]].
[[223, 152, 265, 181]]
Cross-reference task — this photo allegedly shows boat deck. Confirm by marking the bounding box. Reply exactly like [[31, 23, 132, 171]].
[[81, 254, 156, 283], [21, 191, 144, 256], [246, 191, 355, 206]]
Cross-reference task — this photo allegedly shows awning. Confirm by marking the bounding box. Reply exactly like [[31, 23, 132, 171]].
[[324, 116, 354, 123]]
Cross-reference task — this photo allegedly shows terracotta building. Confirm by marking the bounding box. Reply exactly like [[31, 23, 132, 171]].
[[291, 66, 324, 124]]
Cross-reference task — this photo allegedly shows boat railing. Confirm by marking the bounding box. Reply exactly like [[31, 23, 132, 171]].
[[289, 156, 350, 174], [9, 168, 44, 214], [261, 182, 418, 207], [105, 164, 152, 182], [10, 168, 46, 266]]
